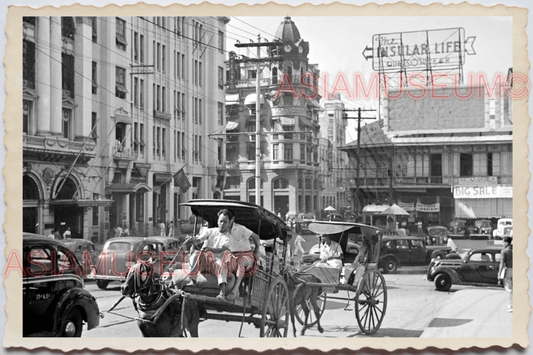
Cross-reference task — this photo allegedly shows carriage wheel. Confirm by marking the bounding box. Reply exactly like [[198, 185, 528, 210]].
[[355, 270, 387, 335], [260, 277, 290, 337], [294, 292, 327, 327]]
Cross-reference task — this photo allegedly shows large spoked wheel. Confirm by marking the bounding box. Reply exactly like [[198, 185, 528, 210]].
[[294, 292, 327, 327], [355, 270, 387, 335], [260, 277, 290, 337]]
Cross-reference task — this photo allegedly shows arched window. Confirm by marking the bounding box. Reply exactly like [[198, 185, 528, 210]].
[[272, 177, 289, 189], [55, 177, 78, 200], [247, 177, 264, 190], [23, 175, 40, 200]]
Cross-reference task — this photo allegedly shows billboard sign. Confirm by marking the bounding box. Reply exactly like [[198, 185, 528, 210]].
[[370, 28, 475, 72]]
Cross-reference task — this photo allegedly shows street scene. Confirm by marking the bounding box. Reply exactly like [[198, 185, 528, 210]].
[[19, 12, 517, 341]]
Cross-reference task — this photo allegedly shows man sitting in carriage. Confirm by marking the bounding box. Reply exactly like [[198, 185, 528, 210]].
[[225, 208, 261, 301], [189, 209, 234, 301], [315, 234, 343, 271]]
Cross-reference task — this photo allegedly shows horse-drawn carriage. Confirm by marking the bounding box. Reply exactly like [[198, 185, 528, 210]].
[[115, 199, 387, 337]]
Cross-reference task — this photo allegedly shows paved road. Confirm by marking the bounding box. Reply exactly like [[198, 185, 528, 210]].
[[82, 272, 511, 338]]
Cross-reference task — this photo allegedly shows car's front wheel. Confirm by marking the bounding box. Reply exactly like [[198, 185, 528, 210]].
[[59, 307, 83, 337], [96, 280, 109, 290], [434, 273, 452, 291], [383, 258, 398, 273]]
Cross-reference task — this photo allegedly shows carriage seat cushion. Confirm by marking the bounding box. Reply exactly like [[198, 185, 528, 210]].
[[163, 268, 235, 293]]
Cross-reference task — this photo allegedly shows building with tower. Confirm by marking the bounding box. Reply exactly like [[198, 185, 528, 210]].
[[223, 17, 322, 218]]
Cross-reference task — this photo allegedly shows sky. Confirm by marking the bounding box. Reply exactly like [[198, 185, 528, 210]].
[[225, 16, 513, 142]]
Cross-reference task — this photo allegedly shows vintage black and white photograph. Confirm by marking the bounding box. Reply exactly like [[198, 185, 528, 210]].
[[3, 1, 530, 353]]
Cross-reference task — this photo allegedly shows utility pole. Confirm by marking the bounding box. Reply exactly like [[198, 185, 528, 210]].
[[235, 36, 281, 207], [343, 107, 376, 222]]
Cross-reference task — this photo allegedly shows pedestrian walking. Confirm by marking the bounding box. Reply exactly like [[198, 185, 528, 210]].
[[499, 235, 513, 312], [159, 221, 166, 237], [123, 224, 129, 237], [417, 221, 423, 234], [54, 229, 61, 240], [115, 225, 123, 238], [292, 233, 305, 268], [62, 227, 71, 239], [48, 230, 54, 239], [167, 221, 174, 237], [445, 236, 457, 252]]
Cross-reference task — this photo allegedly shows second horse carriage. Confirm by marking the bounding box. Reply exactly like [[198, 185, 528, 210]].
[[115, 199, 387, 337]]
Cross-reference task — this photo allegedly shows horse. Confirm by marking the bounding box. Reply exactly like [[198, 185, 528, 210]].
[[284, 270, 325, 337], [121, 262, 200, 337]]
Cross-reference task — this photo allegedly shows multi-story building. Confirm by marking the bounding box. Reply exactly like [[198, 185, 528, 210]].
[[341, 77, 513, 230], [22, 16, 228, 242], [317, 96, 349, 216], [223, 17, 321, 218]]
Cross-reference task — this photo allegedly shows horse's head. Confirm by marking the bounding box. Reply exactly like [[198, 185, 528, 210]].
[[121, 262, 157, 298]]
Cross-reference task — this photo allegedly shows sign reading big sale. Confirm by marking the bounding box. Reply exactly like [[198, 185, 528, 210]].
[[453, 185, 512, 199]]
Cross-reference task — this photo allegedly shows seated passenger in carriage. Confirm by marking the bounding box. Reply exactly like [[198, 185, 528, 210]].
[[189, 209, 233, 301], [224, 209, 261, 301], [314, 235, 343, 271]]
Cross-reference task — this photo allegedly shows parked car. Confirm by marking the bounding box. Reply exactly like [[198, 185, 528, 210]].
[[448, 219, 473, 238], [472, 219, 493, 239], [426, 226, 448, 246], [328, 213, 344, 222], [89, 236, 180, 290], [62, 238, 99, 276], [378, 235, 451, 273], [294, 212, 316, 234], [426, 247, 503, 291], [493, 218, 513, 239], [23, 233, 100, 337], [145, 236, 183, 261]]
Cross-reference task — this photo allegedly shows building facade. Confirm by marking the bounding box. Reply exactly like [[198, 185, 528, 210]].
[[341, 79, 513, 231], [317, 96, 349, 217], [223, 17, 322, 218], [22, 16, 228, 242]]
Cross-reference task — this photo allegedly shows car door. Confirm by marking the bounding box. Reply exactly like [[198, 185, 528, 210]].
[[105, 241, 134, 277], [409, 239, 426, 264], [461, 252, 496, 283], [23, 245, 56, 334], [394, 239, 411, 265]]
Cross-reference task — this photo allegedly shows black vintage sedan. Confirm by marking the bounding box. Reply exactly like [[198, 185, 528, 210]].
[[23, 233, 100, 337], [427, 247, 503, 291]]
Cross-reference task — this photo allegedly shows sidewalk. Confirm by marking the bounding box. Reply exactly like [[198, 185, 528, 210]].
[[421, 288, 513, 338]]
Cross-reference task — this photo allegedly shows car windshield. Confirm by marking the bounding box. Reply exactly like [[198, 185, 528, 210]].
[[428, 228, 446, 236], [106, 241, 132, 252]]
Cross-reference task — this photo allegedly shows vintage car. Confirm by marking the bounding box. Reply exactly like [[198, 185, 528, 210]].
[[472, 219, 493, 240], [378, 236, 451, 273], [23, 233, 100, 337], [493, 218, 513, 239], [89, 236, 182, 289], [294, 212, 317, 234], [448, 219, 474, 238], [427, 247, 503, 291], [328, 213, 344, 222], [62, 238, 99, 276], [426, 226, 448, 246]]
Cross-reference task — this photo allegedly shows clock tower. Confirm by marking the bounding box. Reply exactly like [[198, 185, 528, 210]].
[[275, 16, 309, 62]]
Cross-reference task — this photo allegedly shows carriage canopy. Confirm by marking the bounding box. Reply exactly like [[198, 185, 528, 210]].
[[182, 199, 292, 241]]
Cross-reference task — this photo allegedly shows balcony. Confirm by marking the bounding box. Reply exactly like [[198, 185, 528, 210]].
[[113, 145, 137, 161], [153, 110, 171, 121], [23, 135, 96, 165]]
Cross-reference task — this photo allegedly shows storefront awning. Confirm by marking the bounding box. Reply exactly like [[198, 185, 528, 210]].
[[244, 93, 264, 106], [299, 116, 318, 129], [50, 198, 114, 207], [226, 93, 240, 105], [362, 204, 389, 214], [225, 121, 239, 131], [105, 182, 151, 194], [455, 198, 512, 219]]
